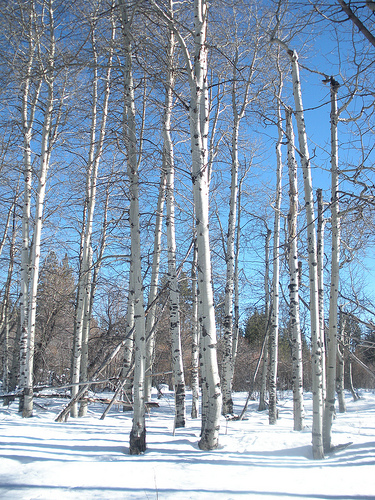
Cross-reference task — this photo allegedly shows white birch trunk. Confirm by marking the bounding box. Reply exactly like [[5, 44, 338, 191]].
[[258, 228, 271, 412], [71, 17, 115, 417], [222, 47, 252, 415], [122, 265, 135, 407], [191, 236, 200, 419], [78, 245, 93, 418], [150, 0, 222, 451], [190, 0, 222, 450], [268, 82, 283, 426], [317, 189, 327, 401], [336, 310, 346, 413], [163, 14, 186, 429], [221, 122, 239, 416], [23, 0, 56, 417], [145, 171, 166, 402], [323, 82, 340, 452], [120, 0, 146, 454], [232, 178, 242, 384], [287, 48, 324, 459], [286, 107, 305, 431], [19, 2, 42, 412]]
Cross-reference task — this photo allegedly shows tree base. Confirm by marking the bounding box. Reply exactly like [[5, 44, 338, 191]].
[[198, 430, 219, 451], [129, 427, 146, 455], [22, 389, 33, 418]]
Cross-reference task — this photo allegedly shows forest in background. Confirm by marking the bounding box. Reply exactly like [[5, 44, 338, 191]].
[[0, 0, 374, 459]]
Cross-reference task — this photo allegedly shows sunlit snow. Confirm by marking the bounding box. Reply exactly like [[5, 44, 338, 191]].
[[1, 389, 374, 499]]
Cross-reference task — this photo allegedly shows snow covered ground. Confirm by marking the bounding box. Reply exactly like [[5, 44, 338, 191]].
[[0, 388, 374, 500]]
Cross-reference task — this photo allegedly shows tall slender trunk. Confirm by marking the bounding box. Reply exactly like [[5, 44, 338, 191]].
[[287, 48, 324, 459], [163, 4, 185, 428], [324, 81, 340, 451], [191, 0, 222, 450], [336, 308, 346, 413], [268, 72, 283, 426], [286, 107, 304, 431], [23, 0, 56, 418], [71, 16, 115, 417], [151, 0, 222, 451], [317, 189, 326, 401], [191, 236, 199, 419], [19, 1, 42, 412], [258, 228, 271, 412], [145, 171, 166, 402], [120, 0, 146, 454]]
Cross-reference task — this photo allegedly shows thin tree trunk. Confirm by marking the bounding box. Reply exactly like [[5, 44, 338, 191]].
[[222, 46, 252, 416], [190, 0, 222, 450], [121, 271, 135, 409], [23, 0, 56, 418], [145, 171, 166, 402], [348, 360, 360, 401], [336, 307, 346, 412], [163, 5, 186, 428], [19, 1, 42, 413], [259, 228, 271, 412], [268, 68, 283, 426], [273, 40, 324, 458], [286, 107, 304, 431], [120, 0, 146, 455], [323, 80, 340, 452], [191, 236, 199, 419], [317, 189, 326, 401], [71, 16, 115, 418], [290, 49, 323, 459]]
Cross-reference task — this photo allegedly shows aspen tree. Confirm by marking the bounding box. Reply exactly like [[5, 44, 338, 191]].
[[21, 0, 57, 418], [258, 227, 271, 412], [323, 78, 340, 452], [19, 0, 42, 413], [286, 107, 304, 431], [287, 47, 324, 459], [222, 50, 254, 416], [151, 0, 222, 449], [272, 30, 324, 458], [145, 171, 166, 402], [71, 11, 115, 417], [191, 236, 199, 419], [163, 1, 186, 428], [317, 188, 327, 401], [119, 0, 147, 454], [336, 307, 347, 413], [323, 71, 357, 449], [268, 57, 283, 426], [187, 0, 222, 449]]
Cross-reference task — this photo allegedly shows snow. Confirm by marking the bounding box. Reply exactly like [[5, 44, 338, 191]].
[[1, 389, 374, 499]]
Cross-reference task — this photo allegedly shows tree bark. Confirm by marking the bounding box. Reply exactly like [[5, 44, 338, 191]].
[[120, 0, 147, 455], [268, 69, 283, 426], [145, 171, 166, 402], [258, 228, 271, 412], [286, 107, 304, 431], [323, 81, 340, 452], [19, 0, 42, 413], [191, 236, 200, 419], [281, 45, 324, 459], [22, 0, 56, 418], [163, 4, 186, 428], [317, 188, 326, 401]]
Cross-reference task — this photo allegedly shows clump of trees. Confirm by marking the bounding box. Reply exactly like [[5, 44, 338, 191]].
[[0, 0, 375, 459]]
